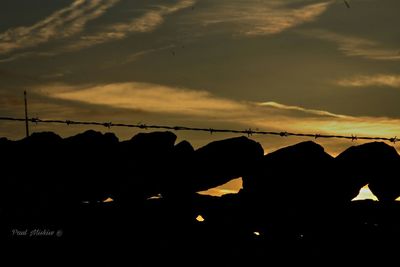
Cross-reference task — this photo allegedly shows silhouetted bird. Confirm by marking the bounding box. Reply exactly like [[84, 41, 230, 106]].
[[344, 0, 350, 8]]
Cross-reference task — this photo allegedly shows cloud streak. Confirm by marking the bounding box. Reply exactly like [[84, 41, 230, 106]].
[[305, 30, 400, 61], [337, 74, 400, 88], [63, 0, 195, 52], [195, 1, 331, 36], [38, 82, 246, 118], [0, 0, 120, 55], [257, 101, 349, 119]]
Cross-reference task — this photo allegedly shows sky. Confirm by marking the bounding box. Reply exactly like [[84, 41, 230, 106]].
[[0, 1, 399, 196]]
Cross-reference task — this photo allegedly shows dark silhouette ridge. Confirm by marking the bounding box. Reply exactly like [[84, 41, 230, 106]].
[[336, 142, 400, 202], [64, 129, 118, 145], [161, 140, 195, 197], [1, 130, 400, 263], [243, 141, 339, 204], [22, 131, 63, 144], [240, 141, 348, 236], [115, 131, 177, 203], [3, 132, 65, 219], [62, 130, 119, 205], [191, 136, 264, 192], [0, 137, 8, 144]]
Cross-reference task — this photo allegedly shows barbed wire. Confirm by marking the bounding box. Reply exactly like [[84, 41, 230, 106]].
[[0, 116, 398, 144]]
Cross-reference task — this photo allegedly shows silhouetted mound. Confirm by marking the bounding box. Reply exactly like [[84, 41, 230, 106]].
[[0, 137, 8, 144], [0, 136, 57, 229], [190, 136, 264, 192], [64, 129, 118, 146], [161, 140, 195, 197], [132, 130, 176, 146], [116, 131, 178, 202], [174, 140, 195, 157], [21, 131, 63, 145], [243, 141, 339, 207], [61, 130, 119, 204], [336, 142, 400, 202]]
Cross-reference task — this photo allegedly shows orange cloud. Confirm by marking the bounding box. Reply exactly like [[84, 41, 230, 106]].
[[337, 74, 400, 88], [304, 30, 400, 61], [197, 1, 331, 36], [39, 82, 245, 118]]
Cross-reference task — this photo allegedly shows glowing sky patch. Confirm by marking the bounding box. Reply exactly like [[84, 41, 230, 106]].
[[196, 215, 205, 222], [352, 184, 378, 201], [198, 177, 243, 197]]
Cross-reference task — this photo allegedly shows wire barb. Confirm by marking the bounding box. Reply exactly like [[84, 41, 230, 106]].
[[138, 124, 148, 130], [31, 117, 39, 124], [103, 122, 112, 129], [244, 128, 254, 137]]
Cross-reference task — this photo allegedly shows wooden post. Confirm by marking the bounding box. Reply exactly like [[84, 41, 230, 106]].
[[24, 90, 29, 137]]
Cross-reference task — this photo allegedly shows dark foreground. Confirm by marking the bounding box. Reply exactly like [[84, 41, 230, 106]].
[[1, 130, 400, 263]]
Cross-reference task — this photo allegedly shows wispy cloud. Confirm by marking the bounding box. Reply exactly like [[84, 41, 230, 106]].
[[257, 101, 349, 119], [0, 0, 194, 61], [123, 45, 176, 64], [195, 1, 331, 36], [37, 82, 246, 118], [305, 30, 400, 60], [37, 81, 400, 140], [63, 0, 195, 52], [337, 74, 400, 88], [0, 0, 120, 55]]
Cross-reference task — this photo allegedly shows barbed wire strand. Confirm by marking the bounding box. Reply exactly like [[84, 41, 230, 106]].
[[0, 116, 398, 144]]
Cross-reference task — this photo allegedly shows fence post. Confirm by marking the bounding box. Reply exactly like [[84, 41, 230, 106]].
[[24, 90, 29, 137]]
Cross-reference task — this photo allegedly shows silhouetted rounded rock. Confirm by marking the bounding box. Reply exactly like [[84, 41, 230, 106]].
[[337, 142, 400, 202], [0, 137, 9, 145], [64, 129, 119, 145], [124, 131, 177, 151], [175, 140, 195, 154], [191, 136, 264, 192], [61, 130, 119, 204], [21, 131, 62, 145], [243, 141, 337, 207], [116, 131, 178, 203], [161, 140, 195, 197], [0, 132, 67, 219]]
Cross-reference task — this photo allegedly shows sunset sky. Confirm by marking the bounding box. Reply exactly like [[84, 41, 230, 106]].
[[1, 0, 400, 163]]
